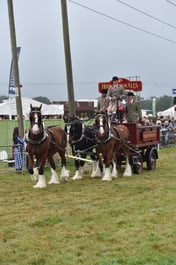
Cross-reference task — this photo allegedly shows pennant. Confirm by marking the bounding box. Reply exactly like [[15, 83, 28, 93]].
[[8, 47, 21, 95]]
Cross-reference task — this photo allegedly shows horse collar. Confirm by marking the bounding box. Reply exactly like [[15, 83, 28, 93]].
[[26, 130, 48, 145]]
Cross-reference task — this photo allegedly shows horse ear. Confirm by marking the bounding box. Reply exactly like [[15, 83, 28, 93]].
[[30, 104, 32, 110], [39, 104, 42, 111]]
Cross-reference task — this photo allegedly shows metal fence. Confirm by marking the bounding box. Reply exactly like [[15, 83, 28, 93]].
[[160, 130, 176, 147], [0, 144, 63, 174], [0, 144, 27, 174]]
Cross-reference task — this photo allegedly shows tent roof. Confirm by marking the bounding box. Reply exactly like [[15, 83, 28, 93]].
[[157, 106, 175, 117], [0, 97, 64, 117]]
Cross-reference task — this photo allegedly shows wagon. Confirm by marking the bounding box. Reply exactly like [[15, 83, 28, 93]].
[[115, 123, 160, 174]]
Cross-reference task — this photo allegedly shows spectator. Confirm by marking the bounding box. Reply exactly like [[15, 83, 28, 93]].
[[12, 127, 26, 173], [97, 89, 109, 113], [125, 91, 142, 123]]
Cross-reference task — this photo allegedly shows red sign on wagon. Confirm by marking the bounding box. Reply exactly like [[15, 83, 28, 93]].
[[98, 78, 142, 93]]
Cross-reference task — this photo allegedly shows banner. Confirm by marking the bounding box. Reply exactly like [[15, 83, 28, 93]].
[[172, 88, 176, 95], [8, 47, 21, 95], [98, 78, 142, 93]]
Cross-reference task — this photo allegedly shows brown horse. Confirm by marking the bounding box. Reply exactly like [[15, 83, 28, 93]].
[[95, 113, 132, 181], [26, 104, 69, 188]]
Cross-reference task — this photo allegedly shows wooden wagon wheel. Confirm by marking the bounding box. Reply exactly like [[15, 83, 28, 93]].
[[132, 153, 143, 174], [146, 147, 157, 170]]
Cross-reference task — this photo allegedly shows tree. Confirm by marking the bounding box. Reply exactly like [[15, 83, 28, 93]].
[[141, 95, 173, 112], [0, 95, 8, 103], [33, 97, 51, 104]]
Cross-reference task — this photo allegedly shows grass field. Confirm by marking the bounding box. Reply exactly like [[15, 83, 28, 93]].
[[0, 147, 176, 265]]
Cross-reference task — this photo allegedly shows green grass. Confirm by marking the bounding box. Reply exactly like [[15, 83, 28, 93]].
[[0, 147, 176, 265]]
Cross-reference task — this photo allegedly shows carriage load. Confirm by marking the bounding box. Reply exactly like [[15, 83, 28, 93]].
[[97, 77, 160, 175]]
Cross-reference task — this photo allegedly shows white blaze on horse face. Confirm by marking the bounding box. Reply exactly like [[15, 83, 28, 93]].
[[32, 113, 40, 134], [99, 116, 105, 135]]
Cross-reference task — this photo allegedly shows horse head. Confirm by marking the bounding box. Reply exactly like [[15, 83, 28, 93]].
[[29, 104, 43, 135], [64, 116, 83, 144], [95, 113, 110, 141]]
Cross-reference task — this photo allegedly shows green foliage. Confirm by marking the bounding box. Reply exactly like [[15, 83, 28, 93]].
[[141, 95, 173, 112], [33, 96, 51, 104], [0, 95, 8, 103]]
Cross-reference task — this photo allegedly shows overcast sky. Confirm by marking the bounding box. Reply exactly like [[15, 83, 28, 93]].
[[0, 0, 176, 101]]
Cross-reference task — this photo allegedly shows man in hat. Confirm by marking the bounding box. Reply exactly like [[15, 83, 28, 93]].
[[106, 76, 127, 122], [125, 91, 142, 123], [97, 89, 109, 113]]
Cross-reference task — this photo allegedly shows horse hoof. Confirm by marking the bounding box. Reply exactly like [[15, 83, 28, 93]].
[[101, 177, 112, 182], [31, 175, 38, 181], [60, 175, 69, 181], [48, 180, 60, 185], [33, 183, 47, 188], [72, 175, 83, 180], [112, 175, 118, 178]]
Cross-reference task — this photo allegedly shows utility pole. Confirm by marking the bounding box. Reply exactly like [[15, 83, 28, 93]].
[[7, 0, 24, 136], [60, 0, 76, 115]]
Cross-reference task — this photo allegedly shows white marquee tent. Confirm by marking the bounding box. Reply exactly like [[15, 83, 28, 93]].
[[0, 97, 64, 119], [157, 106, 175, 117]]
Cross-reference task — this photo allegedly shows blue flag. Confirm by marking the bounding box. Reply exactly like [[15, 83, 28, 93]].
[[172, 88, 176, 95], [8, 47, 21, 95]]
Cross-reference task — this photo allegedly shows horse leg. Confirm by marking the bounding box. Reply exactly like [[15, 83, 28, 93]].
[[27, 154, 38, 181], [123, 151, 132, 177], [91, 154, 103, 178], [47, 155, 60, 185], [32, 158, 40, 181], [102, 154, 113, 181], [91, 160, 101, 177], [72, 157, 84, 180], [111, 158, 118, 178], [33, 156, 47, 188], [58, 150, 70, 181], [72, 153, 89, 180]]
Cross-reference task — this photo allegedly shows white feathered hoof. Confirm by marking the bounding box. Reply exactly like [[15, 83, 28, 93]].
[[31, 174, 38, 181], [48, 168, 60, 184], [31, 167, 39, 181], [123, 164, 132, 177], [91, 165, 102, 178], [33, 175, 47, 188], [72, 169, 83, 180], [102, 168, 112, 182], [111, 167, 118, 178], [48, 176, 60, 185], [60, 166, 70, 181], [111, 160, 118, 178]]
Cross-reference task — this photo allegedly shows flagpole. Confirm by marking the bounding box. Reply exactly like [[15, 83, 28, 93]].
[[7, 0, 24, 137]]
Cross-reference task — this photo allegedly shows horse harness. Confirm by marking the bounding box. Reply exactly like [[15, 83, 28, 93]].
[[66, 122, 97, 156]]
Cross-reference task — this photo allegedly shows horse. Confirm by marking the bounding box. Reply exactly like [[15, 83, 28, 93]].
[[64, 116, 102, 180], [95, 112, 132, 181], [26, 104, 69, 188]]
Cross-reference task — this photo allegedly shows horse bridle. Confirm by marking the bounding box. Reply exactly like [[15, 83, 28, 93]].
[[96, 114, 112, 144], [26, 110, 48, 145]]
